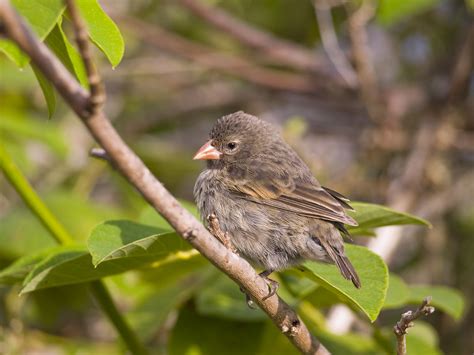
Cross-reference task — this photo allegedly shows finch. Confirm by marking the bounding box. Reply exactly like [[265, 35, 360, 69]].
[[193, 111, 360, 299]]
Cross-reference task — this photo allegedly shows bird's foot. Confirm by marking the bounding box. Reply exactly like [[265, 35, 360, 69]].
[[259, 270, 279, 301], [239, 270, 279, 308]]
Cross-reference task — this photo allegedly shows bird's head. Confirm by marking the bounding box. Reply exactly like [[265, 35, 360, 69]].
[[193, 111, 277, 168]]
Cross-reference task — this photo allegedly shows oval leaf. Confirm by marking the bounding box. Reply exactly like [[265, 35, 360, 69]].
[[408, 285, 465, 320], [383, 273, 410, 309], [348, 202, 430, 236], [76, 0, 124, 67], [87, 220, 190, 266], [0, 246, 64, 285], [31, 64, 56, 117], [45, 20, 88, 87], [0, 0, 65, 66], [301, 244, 389, 322], [21, 220, 192, 293]]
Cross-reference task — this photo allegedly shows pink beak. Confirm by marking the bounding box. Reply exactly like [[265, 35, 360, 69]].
[[193, 140, 221, 160]]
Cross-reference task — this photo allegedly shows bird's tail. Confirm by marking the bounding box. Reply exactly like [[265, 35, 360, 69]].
[[319, 239, 361, 288]]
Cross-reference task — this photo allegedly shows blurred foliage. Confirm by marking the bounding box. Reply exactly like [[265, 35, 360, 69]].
[[1, 0, 472, 354]]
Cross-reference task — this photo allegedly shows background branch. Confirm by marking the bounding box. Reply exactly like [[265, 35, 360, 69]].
[[312, 0, 358, 88], [178, 0, 327, 74], [0, 1, 329, 353], [346, 0, 383, 121]]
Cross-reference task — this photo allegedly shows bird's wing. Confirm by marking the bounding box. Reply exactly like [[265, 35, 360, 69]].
[[229, 176, 358, 226]]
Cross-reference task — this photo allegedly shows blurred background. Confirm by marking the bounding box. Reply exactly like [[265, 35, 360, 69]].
[[0, 0, 473, 354]]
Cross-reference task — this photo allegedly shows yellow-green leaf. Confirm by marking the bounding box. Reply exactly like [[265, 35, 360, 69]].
[[76, 0, 124, 68], [302, 244, 388, 322]]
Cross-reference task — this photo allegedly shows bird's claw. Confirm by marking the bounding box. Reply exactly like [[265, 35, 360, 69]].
[[240, 270, 279, 308], [260, 272, 279, 301]]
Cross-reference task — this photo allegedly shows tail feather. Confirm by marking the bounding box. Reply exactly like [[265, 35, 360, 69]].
[[319, 239, 361, 288]]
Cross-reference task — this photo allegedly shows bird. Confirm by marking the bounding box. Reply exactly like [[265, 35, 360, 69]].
[[193, 111, 360, 301]]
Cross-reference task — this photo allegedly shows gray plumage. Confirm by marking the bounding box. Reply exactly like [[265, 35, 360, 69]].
[[194, 111, 361, 288]]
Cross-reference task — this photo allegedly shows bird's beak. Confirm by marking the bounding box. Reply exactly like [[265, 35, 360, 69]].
[[193, 140, 221, 160]]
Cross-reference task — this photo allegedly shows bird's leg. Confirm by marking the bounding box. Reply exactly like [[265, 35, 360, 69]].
[[207, 214, 238, 254], [239, 270, 279, 308], [259, 269, 279, 301]]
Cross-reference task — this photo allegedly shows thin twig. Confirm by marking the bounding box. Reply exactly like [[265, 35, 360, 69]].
[[207, 214, 239, 254], [0, 1, 329, 353], [178, 0, 327, 73], [312, 0, 358, 88], [65, 0, 105, 115], [394, 297, 435, 355], [90, 147, 112, 162]]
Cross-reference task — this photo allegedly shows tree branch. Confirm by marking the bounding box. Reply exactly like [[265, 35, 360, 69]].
[[119, 15, 350, 97], [178, 0, 327, 74], [0, 1, 329, 353], [346, 0, 383, 121], [65, 0, 105, 114], [393, 297, 435, 355]]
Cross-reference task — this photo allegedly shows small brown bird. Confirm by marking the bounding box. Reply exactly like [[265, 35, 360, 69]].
[[193, 112, 360, 300]]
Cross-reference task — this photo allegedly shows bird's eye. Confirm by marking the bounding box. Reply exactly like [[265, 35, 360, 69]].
[[227, 142, 237, 150]]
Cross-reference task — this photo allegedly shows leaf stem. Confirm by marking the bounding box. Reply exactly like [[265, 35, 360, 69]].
[[0, 145, 73, 245], [0, 145, 149, 355], [90, 281, 148, 355]]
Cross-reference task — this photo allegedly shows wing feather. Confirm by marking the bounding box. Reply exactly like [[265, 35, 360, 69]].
[[230, 177, 357, 226]]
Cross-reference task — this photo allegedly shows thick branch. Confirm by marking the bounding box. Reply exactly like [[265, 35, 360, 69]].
[[0, 1, 329, 353], [393, 297, 435, 355], [178, 0, 327, 73]]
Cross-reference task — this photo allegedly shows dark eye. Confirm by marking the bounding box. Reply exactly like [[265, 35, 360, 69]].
[[227, 142, 237, 150]]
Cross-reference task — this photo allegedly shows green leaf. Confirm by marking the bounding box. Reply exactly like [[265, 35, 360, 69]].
[[0, 247, 63, 285], [405, 321, 442, 355], [196, 272, 267, 322], [76, 0, 124, 68], [301, 244, 388, 322], [315, 329, 383, 355], [45, 20, 88, 87], [383, 273, 410, 309], [21, 247, 91, 293], [19, 220, 193, 293], [31, 65, 56, 117], [408, 285, 465, 320], [348, 202, 430, 236], [196, 272, 297, 322], [87, 220, 190, 266], [0, 109, 68, 157], [126, 257, 211, 341], [169, 306, 265, 355], [0, 0, 65, 66], [377, 0, 439, 26]]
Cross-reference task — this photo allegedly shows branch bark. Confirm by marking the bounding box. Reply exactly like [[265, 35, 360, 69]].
[[0, 1, 329, 353], [393, 297, 435, 355]]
